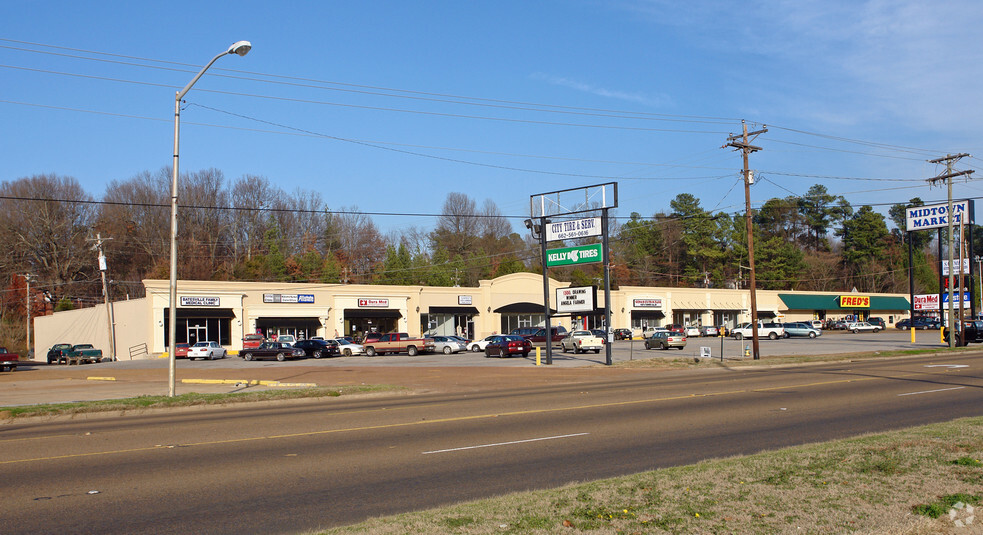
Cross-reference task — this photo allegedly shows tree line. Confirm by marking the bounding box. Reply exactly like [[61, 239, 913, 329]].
[[0, 170, 955, 352]]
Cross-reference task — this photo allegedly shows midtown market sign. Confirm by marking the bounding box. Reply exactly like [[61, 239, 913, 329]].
[[546, 244, 602, 267], [905, 200, 970, 231]]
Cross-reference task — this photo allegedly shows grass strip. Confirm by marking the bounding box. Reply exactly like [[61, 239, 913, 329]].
[[0, 385, 400, 418], [314, 416, 983, 534]]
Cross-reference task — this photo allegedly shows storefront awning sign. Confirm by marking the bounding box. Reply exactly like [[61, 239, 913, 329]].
[[905, 200, 971, 231], [181, 296, 219, 307], [633, 298, 662, 308], [546, 243, 602, 267], [264, 294, 315, 304], [839, 295, 870, 308], [358, 298, 389, 307], [546, 217, 602, 241], [555, 286, 596, 313]]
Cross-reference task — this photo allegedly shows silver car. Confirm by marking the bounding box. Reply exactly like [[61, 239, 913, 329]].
[[333, 338, 365, 356], [431, 335, 467, 354]]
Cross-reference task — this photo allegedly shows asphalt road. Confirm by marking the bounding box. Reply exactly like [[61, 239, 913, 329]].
[[3, 350, 981, 534]]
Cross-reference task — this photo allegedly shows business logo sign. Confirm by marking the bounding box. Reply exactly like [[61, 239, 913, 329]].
[[839, 295, 870, 308], [458, 295, 472, 305], [941, 292, 972, 307], [264, 294, 315, 304], [546, 243, 602, 267], [555, 286, 597, 313], [914, 294, 939, 311], [358, 298, 389, 307], [905, 200, 971, 231], [633, 298, 663, 308], [181, 296, 219, 307], [546, 217, 602, 241], [941, 258, 971, 276]]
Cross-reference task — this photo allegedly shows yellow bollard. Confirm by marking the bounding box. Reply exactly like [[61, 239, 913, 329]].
[[940, 326, 945, 344], [910, 325, 915, 344], [536, 346, 541, 366]]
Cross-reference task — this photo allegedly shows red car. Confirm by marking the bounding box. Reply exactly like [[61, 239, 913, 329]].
[[242, 334, 264, 350], [523, 327, 568, 345], [484, 335, 532, 358], [666, 324, 685, 334], [173, 343, 190, 358]]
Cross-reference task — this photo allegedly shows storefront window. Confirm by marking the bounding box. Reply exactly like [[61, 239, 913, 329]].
[[500, 314, 545, 334]]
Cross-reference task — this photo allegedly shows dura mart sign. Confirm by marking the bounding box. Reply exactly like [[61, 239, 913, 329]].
[[555, 286, 597, 313], [839, 295, 870, 308], [905, 200, 971, 231], [181, 296, 219, 307], [358, 298, 389, 307], [545, 217, 602, 241], [546, 243, 602, 267]]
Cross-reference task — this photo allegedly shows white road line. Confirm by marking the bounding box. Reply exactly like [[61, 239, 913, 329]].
[[898, 386, 966, 397], [422, 433, 590, 455]]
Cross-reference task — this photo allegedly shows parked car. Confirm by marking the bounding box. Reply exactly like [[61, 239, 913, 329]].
[[896, 317, 940, 330], [809, 320, 824, 330], [665, 324, 685, 334], [524, 326, 568, 345], [644, 330, 687, 350], [867, 317, 886, 328], [509, 327, 539, 337], [360, 332, 384, 344], [242, 333, 264, 349], [0, 347, 18, 372], [173, 343, 191, 358], [589, 329, 608, 343], [944, 320, 983, 345], [684, 325, 701, 337], [431, 335, 467, 354], [560, 330, 604, 354], [293, 339, 338, 358], [274, 334, 296, 346], [832, 320, 850, 330], [239, 342, 305, 361], [699, 325, 719, 337], [187, 341, 227, 360], [846, 321, 880, 333], [46, 343, 73, 364], [613, 328, 633, 340], [484, 335, 532, 358], [333, 338, 365, 356], [467, 335, 500, 352], [66, 344, 104, 364], [783, 322, 822, 338]]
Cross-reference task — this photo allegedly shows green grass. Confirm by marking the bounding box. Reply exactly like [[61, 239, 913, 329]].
[[0, 385, 399, 418], [313, 416, 983, 534]]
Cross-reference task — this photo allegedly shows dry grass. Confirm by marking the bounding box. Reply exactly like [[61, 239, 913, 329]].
[[316, 417, 983, 534], [615, 346, 979, 370]]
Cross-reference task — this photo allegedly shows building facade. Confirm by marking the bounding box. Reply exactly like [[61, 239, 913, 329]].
[[33, 273, 912, 359]]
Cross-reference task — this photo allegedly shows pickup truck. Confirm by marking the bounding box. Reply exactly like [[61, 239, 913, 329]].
[[363, 333, 435, 356], [731, 322, 785, 340], [559, 330, 604, 354], [0, 347, 19, 372], [47, 343, 74, 364], [944, 320, 983, 346], [65, 344, 104, 364]]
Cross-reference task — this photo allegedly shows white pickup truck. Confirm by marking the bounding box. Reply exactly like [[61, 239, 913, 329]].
[[559, 330, 604, 354], [731, 322, 786, 340]]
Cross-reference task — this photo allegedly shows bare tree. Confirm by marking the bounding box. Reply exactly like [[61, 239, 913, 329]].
[[332, 206, 385, 281]]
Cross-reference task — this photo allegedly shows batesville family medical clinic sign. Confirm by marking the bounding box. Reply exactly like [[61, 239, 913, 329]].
[[905, 200, 971, 231]]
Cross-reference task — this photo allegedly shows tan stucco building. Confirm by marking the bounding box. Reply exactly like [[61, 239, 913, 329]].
[[33, 273, 911, 360]]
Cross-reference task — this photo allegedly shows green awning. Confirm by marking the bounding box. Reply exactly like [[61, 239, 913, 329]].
[[779, 294, 910, 311]]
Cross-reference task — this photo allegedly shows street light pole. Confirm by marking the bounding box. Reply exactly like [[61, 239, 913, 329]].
[[168, 41, 251, 397]]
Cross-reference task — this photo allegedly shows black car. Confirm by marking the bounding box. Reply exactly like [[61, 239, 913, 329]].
[[867, 317, 886, 328], [896, 317, 940, 330], [613, 328, 633, 340], [291, 339, 338, 359], [943, 320, 983, 346]]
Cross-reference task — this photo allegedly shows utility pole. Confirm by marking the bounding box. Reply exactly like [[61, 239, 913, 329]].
[[90, 233, 117, 361], [24, 273, 33, 359], [927, 153, 973, 347], [724, 121, 767, 359]]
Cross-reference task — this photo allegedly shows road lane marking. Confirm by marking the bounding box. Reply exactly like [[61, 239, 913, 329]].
[[924, 365, 969, 369], [898, 386, 966, 397], [422, 433, 589, 455], [3, 369, 970, 464]]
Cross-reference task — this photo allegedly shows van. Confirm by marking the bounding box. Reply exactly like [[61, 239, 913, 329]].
[[810, 320, 823, 330]]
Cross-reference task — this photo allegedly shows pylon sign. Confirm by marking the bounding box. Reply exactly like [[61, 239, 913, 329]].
[[546, 244, 602, 267], [546, 217, 602, 241]]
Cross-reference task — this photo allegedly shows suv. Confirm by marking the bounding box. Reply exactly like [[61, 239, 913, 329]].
[[510, 327, 539, 336], [867, 317, 886, 328]]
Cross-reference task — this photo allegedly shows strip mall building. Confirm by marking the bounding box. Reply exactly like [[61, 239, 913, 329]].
[[33, 273, 911, 360]]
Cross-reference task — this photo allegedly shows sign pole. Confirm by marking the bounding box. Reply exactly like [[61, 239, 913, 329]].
[[602, 208, 612, 365], [540, 215, 552, 365]]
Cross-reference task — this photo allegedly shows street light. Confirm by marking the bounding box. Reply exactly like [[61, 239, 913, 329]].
[[169, 41, 251, 397]]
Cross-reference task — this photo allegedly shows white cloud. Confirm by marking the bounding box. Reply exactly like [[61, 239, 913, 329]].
[[530, 72, 674, 108]]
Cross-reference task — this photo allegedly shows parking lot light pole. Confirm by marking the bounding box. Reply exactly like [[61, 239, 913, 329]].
[[169, 41, 251, 397]]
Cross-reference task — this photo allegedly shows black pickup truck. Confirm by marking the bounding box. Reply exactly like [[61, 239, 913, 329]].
[[943, 320, 983, 346]]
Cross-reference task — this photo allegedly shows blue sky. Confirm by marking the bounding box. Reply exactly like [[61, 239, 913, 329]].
[[3, 0, 982, 237]]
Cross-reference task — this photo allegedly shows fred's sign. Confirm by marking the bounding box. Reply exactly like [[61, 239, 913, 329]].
[[839, 295, 870, 308]]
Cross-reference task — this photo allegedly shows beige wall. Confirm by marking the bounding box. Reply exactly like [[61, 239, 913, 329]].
[[34, 297, 149, 362]]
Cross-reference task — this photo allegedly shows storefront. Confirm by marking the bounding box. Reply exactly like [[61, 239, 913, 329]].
[[162, 306, 235, 346], [343, 297, 404, 338], [495, 302, 550, 334], [422, 301, 480, 339], [627, 297, 665, 331], [778, 293, 911, 325]]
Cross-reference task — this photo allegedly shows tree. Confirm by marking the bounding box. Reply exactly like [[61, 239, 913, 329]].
[[798, 184, 852, 250], [838, 206, 896, 291], [669, 194, 727, 287]]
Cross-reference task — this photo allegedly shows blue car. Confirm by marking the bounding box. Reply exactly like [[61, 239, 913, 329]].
[[782, 322, 822, 338]]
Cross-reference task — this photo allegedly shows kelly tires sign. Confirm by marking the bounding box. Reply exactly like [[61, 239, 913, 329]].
[[546, 243, 602, 267]]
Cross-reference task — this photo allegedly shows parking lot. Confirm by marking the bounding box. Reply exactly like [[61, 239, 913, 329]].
[[78, 329, 950, 370]]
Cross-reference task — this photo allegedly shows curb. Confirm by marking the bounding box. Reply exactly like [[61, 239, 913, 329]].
[[87, 376, 117, 381], [181, 379, 317, 388]]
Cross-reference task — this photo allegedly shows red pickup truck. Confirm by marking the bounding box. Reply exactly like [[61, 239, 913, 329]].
[[0, 347, 20, 372], [363, 333, 435, 356]]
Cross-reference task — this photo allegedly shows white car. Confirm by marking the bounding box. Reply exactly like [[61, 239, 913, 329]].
[[187, 341, 226, 360], [333, 338, 365, 356], [685, 325, 701, 337], [431, 336, 468, 354], [467, 335, 499, 352], [846, 322, 880, 333], [274, 335, 296, 346]]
